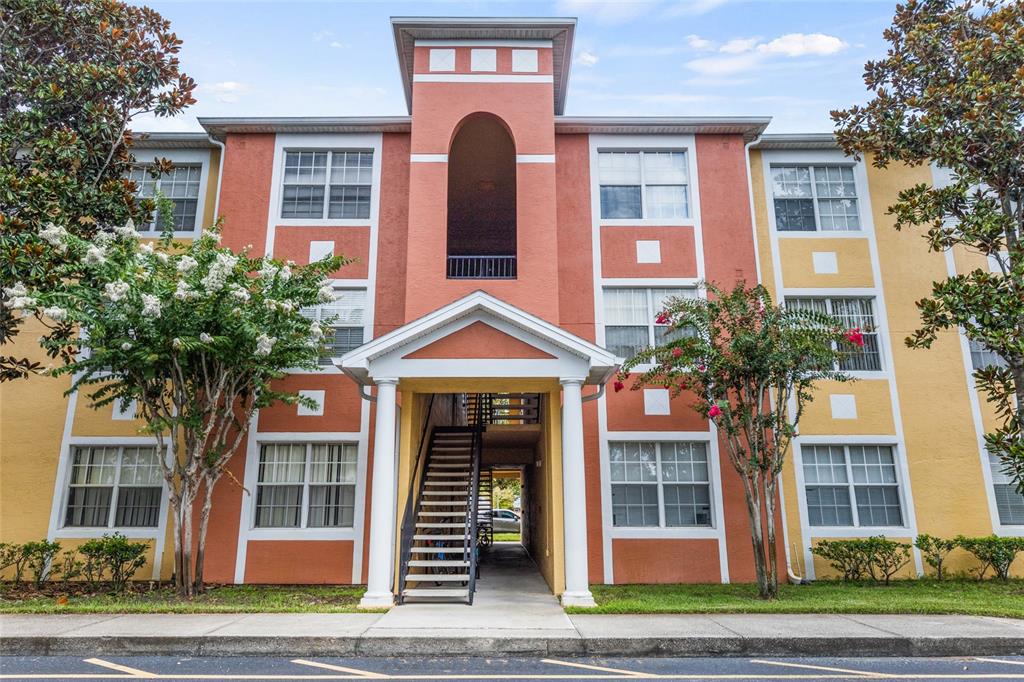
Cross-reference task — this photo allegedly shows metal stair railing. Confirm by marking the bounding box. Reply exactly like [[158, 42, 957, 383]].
[[464, 398, 484, 604], [396, 394, 436, 604]]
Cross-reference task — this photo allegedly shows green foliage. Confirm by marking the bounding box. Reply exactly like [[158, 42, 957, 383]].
[[957, 534, 1024, 580], [915, 533, 958, 580], [79, 533, 150, 591], [55, 551, 84, 584], [618, 282, 858, 599], [493, 477, 521, 511], [0, 543, 22, 581], [812, 537, 912, 585], [20, 541, 61, 587], [0, 0, 195, 381], [832, 0, 1024, 491]]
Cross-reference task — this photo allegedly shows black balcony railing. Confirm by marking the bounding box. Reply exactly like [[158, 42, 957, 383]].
[[446, 255, 517, 280]]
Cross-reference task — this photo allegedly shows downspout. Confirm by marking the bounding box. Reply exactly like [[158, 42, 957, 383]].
[[581, 379, 608, 403], [206, 134, 226, 218], [745, 132, 808, 585]]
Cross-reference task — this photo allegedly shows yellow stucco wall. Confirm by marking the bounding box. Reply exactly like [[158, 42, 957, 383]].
[[799, 380, 896, 436], [778, 238, 875, 289]]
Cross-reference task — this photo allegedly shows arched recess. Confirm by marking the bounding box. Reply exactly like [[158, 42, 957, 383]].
[[446, 113, 517, 279]]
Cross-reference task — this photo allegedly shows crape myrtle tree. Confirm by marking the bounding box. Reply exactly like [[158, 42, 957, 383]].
[[832, 0, 1024, 491], [3, 213, 348, 596], [615, 283, 861, 599], [0, 0, 195, 381]]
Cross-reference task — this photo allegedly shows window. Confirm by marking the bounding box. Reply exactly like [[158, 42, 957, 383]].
[[969, 338, 1007, 370], [603, 288, 696, 359], [598, 151, 689, 220], [989, 453, 1024, 525], [281, 150, 372, 220], [129, 165, 201, 231], [254, 443, 358, 528], [300, 288, 366, 364], [802, 444, 904, 527], [64, 445, 162, 528], [609, 441, 712, 528], [787, 297, 882, 371], [771, 165, 860, 231]]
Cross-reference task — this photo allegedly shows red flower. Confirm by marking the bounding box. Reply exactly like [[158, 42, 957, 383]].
[[613, 380, 625, 393], [845, 328, 865, 348], [697, 363, 706, 372], [655, 311, 670, 325], [671, 347, 682, 358], [708, 404, 722, 418]]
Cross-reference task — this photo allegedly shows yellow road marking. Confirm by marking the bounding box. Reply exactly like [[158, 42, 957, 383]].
[[83, 659, 157, 678], [976, 658, 1024, 667], [541, 658, 653, 677], [750, 660, 891, 678], [292, 660, 387, 678]]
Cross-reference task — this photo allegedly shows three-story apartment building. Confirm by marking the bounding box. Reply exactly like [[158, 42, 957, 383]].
[[1, 17, 1020, 608]]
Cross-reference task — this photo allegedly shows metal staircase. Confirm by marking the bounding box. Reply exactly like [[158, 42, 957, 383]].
[[476, 468, 494, 549], [397, 426, 482, 603]]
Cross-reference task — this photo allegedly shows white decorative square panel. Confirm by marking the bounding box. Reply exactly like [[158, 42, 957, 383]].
[[511, 49, 538, 73], [643, 389, 671, 416], [429, 48, 456, 72], [470, 48, 496, 72], [297, 390, 326, 416], [111, 398, 136, 420], [309, 240, 334, 262], [635, 240, 662, 264], [812, 251, 839, 275], [830, 394, 857, 420]]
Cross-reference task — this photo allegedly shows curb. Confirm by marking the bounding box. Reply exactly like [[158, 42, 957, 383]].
[[4, 635, 1023, 658]]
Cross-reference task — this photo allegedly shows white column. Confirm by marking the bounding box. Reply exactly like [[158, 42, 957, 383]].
[[359, 377, 399, 609], [559, 377, 596, 607]]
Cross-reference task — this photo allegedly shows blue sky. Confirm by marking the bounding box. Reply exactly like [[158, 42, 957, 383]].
[[138, 0, 899, 134]]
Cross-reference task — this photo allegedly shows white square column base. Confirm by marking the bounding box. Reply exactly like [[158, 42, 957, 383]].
[[358, 592, 395, 609], [560, 590, 596, 608]]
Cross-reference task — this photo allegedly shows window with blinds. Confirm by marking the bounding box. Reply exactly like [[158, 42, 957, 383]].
[[64, 445, 162, 528], [989, 453, 1024, 526], [300, 288, 366, 364], [128, 165, 202, 231], [281, 150, 373, 220], [598, 150, 689, 220], [770, 165, 861, 231], [802, 444, 904, 527], [609, 441, 713, 528], [602, 287, 697, 359], [254, 442, 358, 528], [787, 297, 882, 371]]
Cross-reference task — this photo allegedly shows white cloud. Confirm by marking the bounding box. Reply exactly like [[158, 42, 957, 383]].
[[576, 50, 599, 67], [328, 41, 347, 49], [685, 34, 715, 51], [685, 52, 762, 77], [757, 33, 848, 57], [312, 30, 331, 43], [719, 37, 760, 54], [202, 81, 251, 103]]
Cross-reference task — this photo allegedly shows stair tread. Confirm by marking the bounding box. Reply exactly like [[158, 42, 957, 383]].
[[419, 512, 467, 517], [402, 588, 469, 598], [408, 560, 469, 567], [415, 523, 466, 528], [420, 501, 468, 505], [409, 547, 465, 552], [406, 573, 470, 581], [412, 535, 466, 540]]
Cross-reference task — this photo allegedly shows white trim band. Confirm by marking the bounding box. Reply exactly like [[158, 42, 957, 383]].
[[410, 154, 448, 163], [415, 39, 553, 48], [413, 74, 553, 84], [517, 154, 556, 164]]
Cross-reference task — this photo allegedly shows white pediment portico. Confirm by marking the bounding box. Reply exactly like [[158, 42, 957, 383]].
[[336, 290, 619, 385]]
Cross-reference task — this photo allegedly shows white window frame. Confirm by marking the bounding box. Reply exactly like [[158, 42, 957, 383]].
[[796, 441, 911, 536], [607, 439, 717, 533], [601, 286, 697, 364], [784, 296, 885, 374], [769, 164, 862, 233], [597, 149, 692, 224], [127, 149, 210, 238], [300, 286, 368, 366], [251, 441, 359, 532], [52, 438, 170, 540], [278, 148, 375, 223]]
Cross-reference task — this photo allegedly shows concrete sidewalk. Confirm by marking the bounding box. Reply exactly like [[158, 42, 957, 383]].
[[2, 612, 1022, 657]]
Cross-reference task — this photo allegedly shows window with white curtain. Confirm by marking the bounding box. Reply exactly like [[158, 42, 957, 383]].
[[786, 297, 882, 371], [254, 443, 358, 528], [802, 444, 904, 527], [300, 288, 366, 364], [609, 441, 712, 528], [281, 150, 373, 220], [602, 287, 696, 359], [771, 165, 861, 231], [969, 338, 1007, 371], [598, 151, 689, 220], [64, 445, 163, 528], [128, 165, 202, 231], [989, 453, 1024, 526]]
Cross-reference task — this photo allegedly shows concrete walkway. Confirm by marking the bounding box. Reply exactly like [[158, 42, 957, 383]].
[[2, 545, 1022, 657]]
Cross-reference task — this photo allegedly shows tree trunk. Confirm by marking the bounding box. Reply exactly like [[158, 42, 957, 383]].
[[168, 492, 184, 595], [181, 485, 195, 598], [740, 473, 771, 599], [763, 473, 780, 600], [193, 474, 218, 594]]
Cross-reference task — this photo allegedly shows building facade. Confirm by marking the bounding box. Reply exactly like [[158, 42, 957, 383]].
[[1, 17, 1020, 606]]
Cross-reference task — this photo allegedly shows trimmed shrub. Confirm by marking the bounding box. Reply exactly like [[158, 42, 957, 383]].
[[957, 535, 1024, 580], [21, 540, 61, 586], [79, 534, 149, 592], [0, 543, 21, 581], [915, 534, 957, 581], [812, 537, 912, 585], [812, 539, 870, 581], [864, 536, 912, 586]]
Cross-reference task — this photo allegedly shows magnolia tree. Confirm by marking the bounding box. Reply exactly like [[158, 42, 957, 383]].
[[832, 0, 1024, 490], [616, 283, 860, 599], [4, 216, 347, 595]]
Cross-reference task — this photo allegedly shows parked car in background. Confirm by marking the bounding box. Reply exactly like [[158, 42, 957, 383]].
[[492, 509, 521, 533]]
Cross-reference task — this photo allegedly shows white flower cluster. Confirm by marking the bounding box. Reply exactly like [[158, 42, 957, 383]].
[[255, 333, 277, 357], [38, 223, 68, 253], [43, 306, 68, 322], [104, 281, 130, 302], [202, 229, 222, 243], [174, 280, 199, 301], [2, 282, 35, 311], [228, 283, 250, 302], [172, 337, 182, 350], [114, 219, 140, 240], [318, 283, 337, 303], [200, 333, 214, 343], [141, 293, 162, 319], [201, 253, 238, 294], [84, 245, 107, 265], [176, 256, 198, 273]]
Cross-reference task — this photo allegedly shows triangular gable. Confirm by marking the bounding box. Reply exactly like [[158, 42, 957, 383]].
[[402, 321, 556, 360]]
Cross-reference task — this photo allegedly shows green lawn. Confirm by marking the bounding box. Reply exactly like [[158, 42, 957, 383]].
[[570, 580, 1024, 619], [0, 584, 371, 614], [493, 532, 521, 542]]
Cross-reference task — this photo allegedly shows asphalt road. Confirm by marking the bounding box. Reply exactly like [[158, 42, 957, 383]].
[[1, 655, 1024, 681]]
